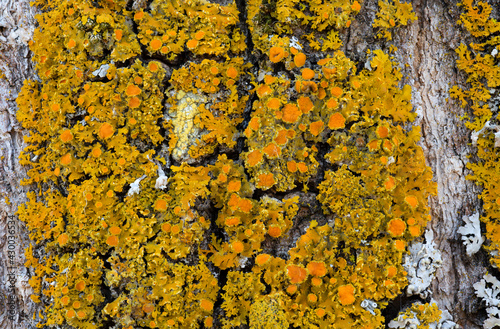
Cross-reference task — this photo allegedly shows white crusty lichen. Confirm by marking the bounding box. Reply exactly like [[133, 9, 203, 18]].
[[388, 310, 420, 329], [147, 154, 169, 190], [167, 91, 207, 162], [361, 299, 378, 315], [483, 307, 500, 329], [388, 301, 458, 329], [404, 229, 443, 299], [470, 120, 500, 148], [474, 273, 500, 329], [92, 63, 110, 78], [127, 174, 146, 196], [474, 273, 500, 308], [155, 166, 168, 190], [457, 212, 484, 256]]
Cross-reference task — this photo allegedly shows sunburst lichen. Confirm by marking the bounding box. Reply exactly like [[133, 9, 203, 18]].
[[16, 0, 435, 328]]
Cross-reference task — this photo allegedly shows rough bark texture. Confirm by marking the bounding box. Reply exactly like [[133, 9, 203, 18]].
[[408, 1, 488, 328], [347, 1, 488, 325], [0, 1, 39, 329], [0, 0, 493, 328]]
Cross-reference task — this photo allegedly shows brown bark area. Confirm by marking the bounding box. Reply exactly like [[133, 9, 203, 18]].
[[404, 1, 487, 327], [0, 0, 493, 328], [348, 1, 488, 325], [0, 1, 39, 328]]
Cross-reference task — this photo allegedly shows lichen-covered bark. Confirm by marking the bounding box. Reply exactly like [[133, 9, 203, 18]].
[[347, 2, 486, 325], [0, 0, 493, 328], [0, 1, 39, 329]]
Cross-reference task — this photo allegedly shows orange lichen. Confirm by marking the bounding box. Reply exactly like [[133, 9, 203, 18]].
[[109, 226, 122, 235], [255, 254, 271, 266], [330, 86, 343, 97], [302, 68, 315, 80], [227, 181, 241, 192], [226, 67, 238, 79], [248, 117, 260, 130], [367, 140, 380, 151], [307, 261, 327, 277], [383, 139, 394, 152], [150, 38, 162, 51], [125, 84, 141, 96], [57, 233, 69, 246], [75, 280, 86, 292], [142, 303, 154, 313], [387, 266, 397, 278], [311, 277, 322, 286], [394, 240, 406, 251], [352, 1, 362, 11], [287, 161, 297, 173], [286, 264, 308, 284], [195, 31, 206, 40], [66, 309, 76, 319], [298, 96, 314, 113], [61, 296, 70, 306], [269, 46, 285, 63], [91, 147, 102, 158], [201, 299, 214, 311], [268, 226, 282, 238], [186, 39, 198, 49], [309, 121, 324, 136], [286, 285, 298, 294], [308, 293, 318, 303], [282, 104, 301, 123], [387, 218, 406, 236], [171, 225, 181, 235], [409, 225, 420, 237], [99, 123, 114, 139], [297, 162, 308, 173], [257, 85, 272, 98], [338, 284, 355, 305], [114, 29, 123, 41], [267, 98, 281, 109], [106, 234, 119, 246], [232, 241, 244, 253], [274, 130, 288, 145], [376, 125, 390, 138], [60, 130, 73, 142], [328, 113, 346, 129], [61, 153, 72, 165], [294, 53, 306, 67], [247, 150, 263, 166], [384, 177, 396, 190], [17, 2, 434, 327], [405, 195, 419, 208], [326, 98, 338, 109], [263, 143, 281, 158], [129, 96, 141, 108]]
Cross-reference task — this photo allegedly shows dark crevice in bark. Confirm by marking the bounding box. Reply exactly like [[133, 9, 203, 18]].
[[383, 293, 429, 326]]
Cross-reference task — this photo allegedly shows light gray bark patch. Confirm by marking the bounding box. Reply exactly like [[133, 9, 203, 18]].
[[0, 1, 39, 328]]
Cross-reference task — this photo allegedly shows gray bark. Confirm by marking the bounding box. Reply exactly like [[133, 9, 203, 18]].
[[0, 1, 39, 328]]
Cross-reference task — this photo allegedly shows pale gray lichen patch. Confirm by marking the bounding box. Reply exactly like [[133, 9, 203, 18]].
[[167, 91, 207, 162]]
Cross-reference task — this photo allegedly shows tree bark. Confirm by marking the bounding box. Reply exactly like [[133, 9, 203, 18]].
[[0, 1, 40, 329], [0, 0, 493, 328]]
